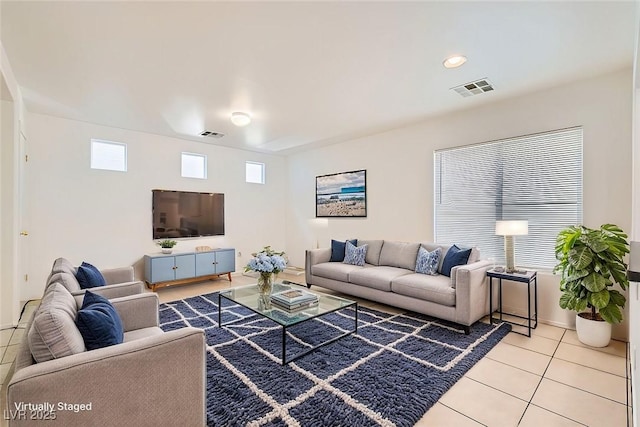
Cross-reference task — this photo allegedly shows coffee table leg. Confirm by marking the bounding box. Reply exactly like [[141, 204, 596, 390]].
[[218, 293, 222, 327], [282, 326, 287, 365]]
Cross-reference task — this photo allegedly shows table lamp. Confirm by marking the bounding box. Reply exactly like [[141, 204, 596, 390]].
[[495, 220, 528, 273]]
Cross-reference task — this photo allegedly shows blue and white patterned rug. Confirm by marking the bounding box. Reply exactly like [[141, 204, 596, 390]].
[[159, 292, 511, 427]]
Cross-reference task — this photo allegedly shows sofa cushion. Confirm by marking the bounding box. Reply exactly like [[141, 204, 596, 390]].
[[330, 239, 357, 262], [415, 247, 441, 275], [358, 240, 384, 266], [420, 243, 452, 272], [76, 262, 107, 289], [28, 283, 86, 363], [392, 274, 456, 306], [123, 327, 164, 342], [440, 245, 472, 277], [312, 262, 366, 282], [344, 241, 367, 266], [379, 241, 420, 271], [76, 291, 124, 350], [47, 272, 81, 293], [349, 266, 412, 292]]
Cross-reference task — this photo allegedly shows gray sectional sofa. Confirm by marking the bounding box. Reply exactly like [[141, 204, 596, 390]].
[[5, 259, 206, 426], [305, 240, 493, 333]]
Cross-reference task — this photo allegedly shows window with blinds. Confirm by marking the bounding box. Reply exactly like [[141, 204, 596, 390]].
[[434, 127, 583, 269]]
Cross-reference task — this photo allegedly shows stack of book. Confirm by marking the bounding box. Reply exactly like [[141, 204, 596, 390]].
[[270, 289, 319, 311]]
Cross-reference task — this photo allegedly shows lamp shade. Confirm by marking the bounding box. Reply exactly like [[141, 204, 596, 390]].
[[495, 220, 528, 236]]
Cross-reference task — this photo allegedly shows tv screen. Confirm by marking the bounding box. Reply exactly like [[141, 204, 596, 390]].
[[152, 190, 225, 239]]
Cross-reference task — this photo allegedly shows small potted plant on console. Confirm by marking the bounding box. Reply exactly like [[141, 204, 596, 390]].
[[157, 239, 178, 254]]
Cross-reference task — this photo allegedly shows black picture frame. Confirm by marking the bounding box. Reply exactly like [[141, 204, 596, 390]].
[[316, 170, 367, 217]]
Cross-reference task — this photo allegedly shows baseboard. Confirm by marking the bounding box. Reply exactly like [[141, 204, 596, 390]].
[[283, 266, 305, 276], [500, 304, 573, 331]]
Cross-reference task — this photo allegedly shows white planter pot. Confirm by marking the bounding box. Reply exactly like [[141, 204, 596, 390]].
[[161, 248, 173, 254], [575, 313, 611, 347]]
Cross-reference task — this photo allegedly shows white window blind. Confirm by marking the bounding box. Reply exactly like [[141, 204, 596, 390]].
[[434, 127, 583, 269]]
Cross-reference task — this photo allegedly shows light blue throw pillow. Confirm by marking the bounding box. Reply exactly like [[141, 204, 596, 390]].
[[415, 246, 441, 275], [344, 241, 368, 266]]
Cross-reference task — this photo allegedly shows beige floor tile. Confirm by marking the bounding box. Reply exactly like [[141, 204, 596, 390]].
[[493, 313, 528, 326], [544, 358, 627, 404], [439, 377, 527, 427], [8, 328, 24, 346], [1, 345, 18, 364], [485, 342, 551, 376], [0, 346, 5, 362], [0, 330, 13, 347], [554, 342, 626, 377], [502, 332, 559, 356], [415, 403, 483, 427], [561, 330, 627, 358], [532, 378, 627, 426], [464, 357, 541, 401], [519, 404, 585, 427], [532, 323, 566, 341]]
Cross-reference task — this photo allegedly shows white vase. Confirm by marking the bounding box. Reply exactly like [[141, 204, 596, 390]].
[[575, 313, 611, 347], [161, 248, 173, 254]]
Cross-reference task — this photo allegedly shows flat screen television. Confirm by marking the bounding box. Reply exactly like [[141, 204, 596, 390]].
[[152, 190, 225, 239]]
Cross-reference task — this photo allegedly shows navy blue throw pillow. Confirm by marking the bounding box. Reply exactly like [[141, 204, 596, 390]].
[[330, 239, 358, 262], [440, 245, 472, 277], [76, 291, 124, 350], [75, 262, 107, 289]]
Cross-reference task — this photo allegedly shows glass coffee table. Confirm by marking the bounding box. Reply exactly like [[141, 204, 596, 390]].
[[218, 282, 358, 365]]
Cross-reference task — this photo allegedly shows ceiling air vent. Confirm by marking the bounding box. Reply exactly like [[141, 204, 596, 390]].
[[199, 130, 225, 138], [451, 78, 494, 97]]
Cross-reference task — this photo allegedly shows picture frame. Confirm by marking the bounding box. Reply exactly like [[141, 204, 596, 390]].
[[316, 169, 367, 217]]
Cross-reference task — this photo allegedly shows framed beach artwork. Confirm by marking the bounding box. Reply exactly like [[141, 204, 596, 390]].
[[316, 170, 367, 217]]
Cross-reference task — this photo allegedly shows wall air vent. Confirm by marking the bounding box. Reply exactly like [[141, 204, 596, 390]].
[[451, 78, 494, 97], [199, 130, 225, 138]]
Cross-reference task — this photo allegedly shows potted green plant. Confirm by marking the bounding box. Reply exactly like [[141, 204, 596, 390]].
[[554, 224, 629, 347], [157, 239, 178, 254]]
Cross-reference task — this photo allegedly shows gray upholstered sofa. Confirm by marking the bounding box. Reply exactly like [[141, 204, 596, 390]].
[[6, 281, 206, 426], [306, 240, 493, 334]]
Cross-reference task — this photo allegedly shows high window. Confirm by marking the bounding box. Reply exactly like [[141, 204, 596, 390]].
[[246, 161, 265, 184], [91, 139, 127, 172], [181, 152, 207, 179], [434, 127, 583, 269]]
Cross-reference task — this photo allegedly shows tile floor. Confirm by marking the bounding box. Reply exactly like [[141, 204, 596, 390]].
[[0, 273, 632, 426]]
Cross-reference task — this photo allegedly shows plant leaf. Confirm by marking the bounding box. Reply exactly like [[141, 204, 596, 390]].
[[609, 290, 626, 307], [568, 246, 593, 270], [589, 289, 610, 309], [599, 303, 623, 324], [583, 272, 607, 292]]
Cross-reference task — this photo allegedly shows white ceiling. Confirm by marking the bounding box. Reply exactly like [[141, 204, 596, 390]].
[[0, 1, 635, 155]]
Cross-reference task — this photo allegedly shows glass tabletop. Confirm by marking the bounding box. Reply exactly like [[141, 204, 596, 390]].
[[219, 282, 356, 327]]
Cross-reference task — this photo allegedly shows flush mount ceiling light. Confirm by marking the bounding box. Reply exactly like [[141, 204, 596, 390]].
[[230, 112, 251, 127], [443, 55, 467, 69]]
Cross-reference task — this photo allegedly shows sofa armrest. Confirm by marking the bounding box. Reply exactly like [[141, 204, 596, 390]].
[[7, 327, 205, 427], [305, 248, 332, 285], [454, 260, 493, 326], [100, 266, 135, 285], [70, 281, 145, 300], [72, 292, 159, 331]]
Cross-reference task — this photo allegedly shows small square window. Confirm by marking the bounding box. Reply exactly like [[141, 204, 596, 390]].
[[91, 139, 127, 171], [246, 161, 265, 184], [182, 152, 207, 179]]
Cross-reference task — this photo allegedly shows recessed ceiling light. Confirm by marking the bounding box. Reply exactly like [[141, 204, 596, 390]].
[[443, 55, 467, 69], [231, 112, 251, 127]]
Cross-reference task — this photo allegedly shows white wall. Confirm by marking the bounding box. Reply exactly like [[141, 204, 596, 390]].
[[286, 68, 633, 339], [24, 113, 288, 301], [0, 41, 25, 328]]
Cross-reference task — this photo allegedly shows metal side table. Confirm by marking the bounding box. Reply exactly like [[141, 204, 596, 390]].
[[487, 269, 538, 337]]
